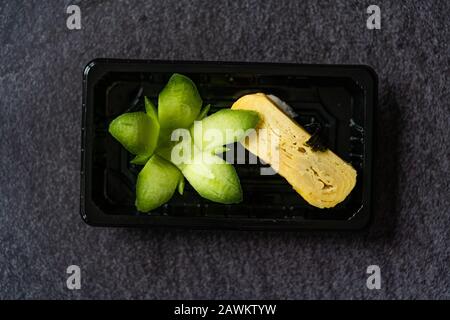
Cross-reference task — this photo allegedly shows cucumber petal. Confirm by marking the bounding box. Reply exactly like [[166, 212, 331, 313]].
[[158, 73, 202, 129], [181, 149, 243, 204], [144, 96, 161, 150], [144, 96, 158, 122], [191, 109, 260, 151], [135, 155, 182, 212], [108, 111, 159, 158], [196, 104, 211, 120], [130, 154, 151, 165], [177, 176, 185, 195]]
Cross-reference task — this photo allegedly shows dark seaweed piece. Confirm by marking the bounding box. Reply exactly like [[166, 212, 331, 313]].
[[304, 124, 328, 152]]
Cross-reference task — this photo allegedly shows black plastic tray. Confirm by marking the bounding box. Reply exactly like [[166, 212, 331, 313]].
[[81, 59, 376, 230]]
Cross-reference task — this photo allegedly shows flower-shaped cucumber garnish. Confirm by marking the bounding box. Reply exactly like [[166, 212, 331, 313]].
[[108, 73, 260, 212]]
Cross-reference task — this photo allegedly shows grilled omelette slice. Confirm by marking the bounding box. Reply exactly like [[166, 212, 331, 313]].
[[232, 93, 357, 208]]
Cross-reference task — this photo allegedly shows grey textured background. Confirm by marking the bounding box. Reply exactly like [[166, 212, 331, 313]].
[[0, 0, 449, 299]]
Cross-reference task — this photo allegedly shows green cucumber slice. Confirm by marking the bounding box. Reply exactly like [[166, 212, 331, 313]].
[[177, 176, 185, 195], [144, 96, 158, 122], [196, 104, 211, 120], [108, 111, 159, 159], [135, 155, 182, 212], [191, 109, 260, 151], [158, 73, 202, 130], [130, 154, 151, 165], [181, 149, 242, 204]]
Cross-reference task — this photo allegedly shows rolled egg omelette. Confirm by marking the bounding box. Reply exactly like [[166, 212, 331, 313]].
[[231, 93, 357, 209]]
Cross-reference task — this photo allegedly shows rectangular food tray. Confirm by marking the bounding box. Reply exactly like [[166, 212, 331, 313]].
[[81, 59, 376, 230]]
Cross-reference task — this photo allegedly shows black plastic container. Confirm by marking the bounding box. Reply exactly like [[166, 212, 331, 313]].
[[81, 59, 376, 230]]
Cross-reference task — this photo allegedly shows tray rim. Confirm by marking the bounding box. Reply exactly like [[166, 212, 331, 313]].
[[80, 58, 377, 231]]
